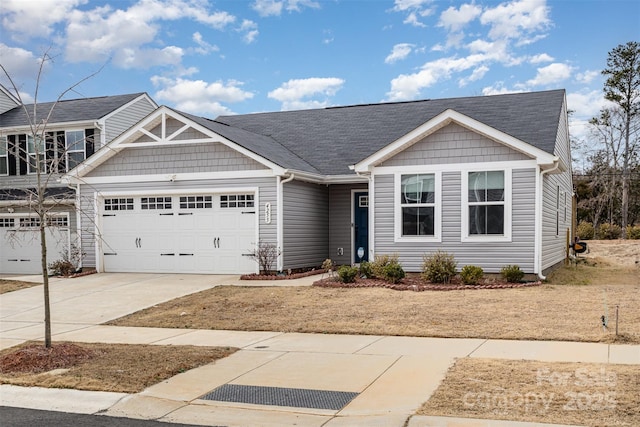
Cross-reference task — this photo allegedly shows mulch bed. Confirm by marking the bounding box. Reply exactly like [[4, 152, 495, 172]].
[[314, 275, 541, 291], [0, 343, 95, 374], [240, 269, 326, 280]]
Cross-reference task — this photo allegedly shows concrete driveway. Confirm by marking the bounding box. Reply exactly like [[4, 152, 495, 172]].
[[0, 273, 241, 350]]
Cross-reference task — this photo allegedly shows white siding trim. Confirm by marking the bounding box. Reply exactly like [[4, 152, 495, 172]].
[[276, 176, 283, 271], [71, 169, 275, 184], [372, 159, 537, 175], [368, 175, 375, 262], [97, 187, 258, 198], [534, 166, 542, 274], [393, 171, 442, 243], [460, 168, 512, 243], [350, 188, 369, 265]]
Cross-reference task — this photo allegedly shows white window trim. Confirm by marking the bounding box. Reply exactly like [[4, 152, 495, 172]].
[[394, 171, 442, 243], [0, 136, 8, 176], [461, 168, 512, 242], [65, 129, 87, 172], [27, 135, 45, 175]]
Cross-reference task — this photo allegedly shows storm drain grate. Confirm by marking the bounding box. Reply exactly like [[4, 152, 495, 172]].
[[200, 384, 359, 410]]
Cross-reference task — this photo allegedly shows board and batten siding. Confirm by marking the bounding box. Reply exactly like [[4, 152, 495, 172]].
[[541, 96, 573, 272], [374, 168, 536, 273], [381, 123, 531, 167], [103, 97, 156, 143], [86, 143, 267, 177], [78, 177, 278, 270], [328, 184, 368, 266], [282, 180, 329, 270]]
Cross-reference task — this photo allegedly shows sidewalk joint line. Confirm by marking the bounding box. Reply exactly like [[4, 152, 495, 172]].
[[466, 338, 489, 357]]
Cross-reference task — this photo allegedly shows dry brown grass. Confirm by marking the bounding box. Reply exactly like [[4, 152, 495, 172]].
[[0, 280, 39, 294], [0, 341, 236, 393], [418, 358, 640, 427]]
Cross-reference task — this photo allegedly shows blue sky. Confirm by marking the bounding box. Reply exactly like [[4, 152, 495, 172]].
[[1, 0, 638, 147]]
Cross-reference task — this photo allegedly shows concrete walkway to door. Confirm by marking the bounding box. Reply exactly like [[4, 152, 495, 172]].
[[0, 272, 317, 350]]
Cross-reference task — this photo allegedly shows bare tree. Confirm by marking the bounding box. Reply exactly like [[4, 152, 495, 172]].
[[1, 50, 100, 348], [601, 41, 640, 238]]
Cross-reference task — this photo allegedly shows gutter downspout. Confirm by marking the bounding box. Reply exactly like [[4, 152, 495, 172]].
[[536, 159, 561, 280], [277, 173, 295, 272]]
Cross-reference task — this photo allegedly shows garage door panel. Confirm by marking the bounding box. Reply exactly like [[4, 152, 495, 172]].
[[1, 221, 69, 275]]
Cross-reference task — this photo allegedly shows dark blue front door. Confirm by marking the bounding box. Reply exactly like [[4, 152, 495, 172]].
[[354, 192, 368, 262]]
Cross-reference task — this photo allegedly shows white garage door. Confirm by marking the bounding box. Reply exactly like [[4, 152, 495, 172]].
[[0, 215, 70, 274], [99, 193, 257, 274]]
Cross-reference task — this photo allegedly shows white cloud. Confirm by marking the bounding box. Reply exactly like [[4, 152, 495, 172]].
[[268, 77, 345, 110], [151, 75, 254, 116], [392, 0, 435, 27], [0, 0, 85, 41], [566, 89, 607, 120], [239, 20, 259, 44], [385, 43, 415, 64], [192, 32, 219, 55], [115, 46, 184, 69], [529, 53, 554, 64], [459, 65, 489, 87], [576, 70, 600, 84], [438, 3, 482, 47], [252, 0, 320, 17], [526, 62, 573, 86], [0, 44, 43, 84], [481, 83, 523, 96], [64, 0, 236, 67], [480, 0, 551, 44]]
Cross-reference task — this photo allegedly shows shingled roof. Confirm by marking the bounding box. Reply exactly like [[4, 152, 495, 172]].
[[0, 93, 149, 128], [215, 89, 565, 176]]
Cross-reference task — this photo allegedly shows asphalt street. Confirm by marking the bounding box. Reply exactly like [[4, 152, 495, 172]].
[[0, 407, 216, 427]]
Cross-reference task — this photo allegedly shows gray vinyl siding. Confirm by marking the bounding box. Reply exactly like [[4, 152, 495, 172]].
[[374, 168, 536, 273], [541, 97, 573, 271], [86, 143, 267, 177], [328, 184, 368, 266], [78, 177, 278, 269], [282, 180, 329, 270], [103, 97, 155, 143], [381, 123, 531, 167], [0, 92, 17, 114]]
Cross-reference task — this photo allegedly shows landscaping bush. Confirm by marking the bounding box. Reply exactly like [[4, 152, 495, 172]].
[[626, 225, 640, 239], [576, 221, 595, 240], [337, 265, 359, 283], [370, 254, 400, 279], [382, 262, 405, 284], [48, 260, 75, 277], [422, 250, 457, 283], [460, 265, 484, 285], [597, 223, 622, 239], [359, 261, 372, 278], [501, 265, 524, 283]]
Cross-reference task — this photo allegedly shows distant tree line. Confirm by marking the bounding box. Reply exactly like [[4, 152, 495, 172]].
[[574, 41, 640, 239]]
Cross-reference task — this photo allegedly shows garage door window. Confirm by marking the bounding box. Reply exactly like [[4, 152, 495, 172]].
[[0, 218, 14, 228], [47, 217, 69, 227], [220, 194, 254, 208], [141, 197, 172, 210], [19, 217, 40, 228], [105, 198, 134, 211], [180, 195, 212, 209]]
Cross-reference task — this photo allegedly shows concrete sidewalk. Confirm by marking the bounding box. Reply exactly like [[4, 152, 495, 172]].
[[2, 325, 638, 426]]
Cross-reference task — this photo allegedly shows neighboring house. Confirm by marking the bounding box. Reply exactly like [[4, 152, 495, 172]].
[[63, 89, 572, 278], [0, 87, 157, 274]]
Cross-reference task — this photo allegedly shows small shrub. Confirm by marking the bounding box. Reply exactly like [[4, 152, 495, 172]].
[[597, 223, 622, 240], [337, 265, 358, 283], [422, 251, 457, 283], [370, 254, 400, 279], [48, 260, 75, 277], [382, 262, 405, 284], [576, 221, 594, 240], [501, 265, 524, 283], [460, 265, 484, 285], [248, 240, 281, 275], [626, 225, 640, 240], [359, 261, 372, 278]]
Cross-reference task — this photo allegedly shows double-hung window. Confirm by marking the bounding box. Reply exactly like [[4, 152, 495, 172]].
[[462, 169, 511, 241], [0, 136, 7, 175], [395, 172, 441, 241], [27, 135, 45, 174], [65, 130, 86, 170]]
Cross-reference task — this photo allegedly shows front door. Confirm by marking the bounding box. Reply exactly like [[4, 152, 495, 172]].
[[353, 191, 368, 263]]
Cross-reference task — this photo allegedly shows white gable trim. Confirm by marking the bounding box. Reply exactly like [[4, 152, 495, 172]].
[[354, 109, 558, 173], [63, 106, 286, 182]]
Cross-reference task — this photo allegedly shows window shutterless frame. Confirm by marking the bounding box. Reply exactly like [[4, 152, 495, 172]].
[[0, 136, 8, 176], [394, 171, 442, 242], [461, 168, 512, 242]]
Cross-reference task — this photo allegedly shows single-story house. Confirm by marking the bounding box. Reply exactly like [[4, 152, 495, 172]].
[[62, 89, 573, 278], [0, 87, 157, 274]]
